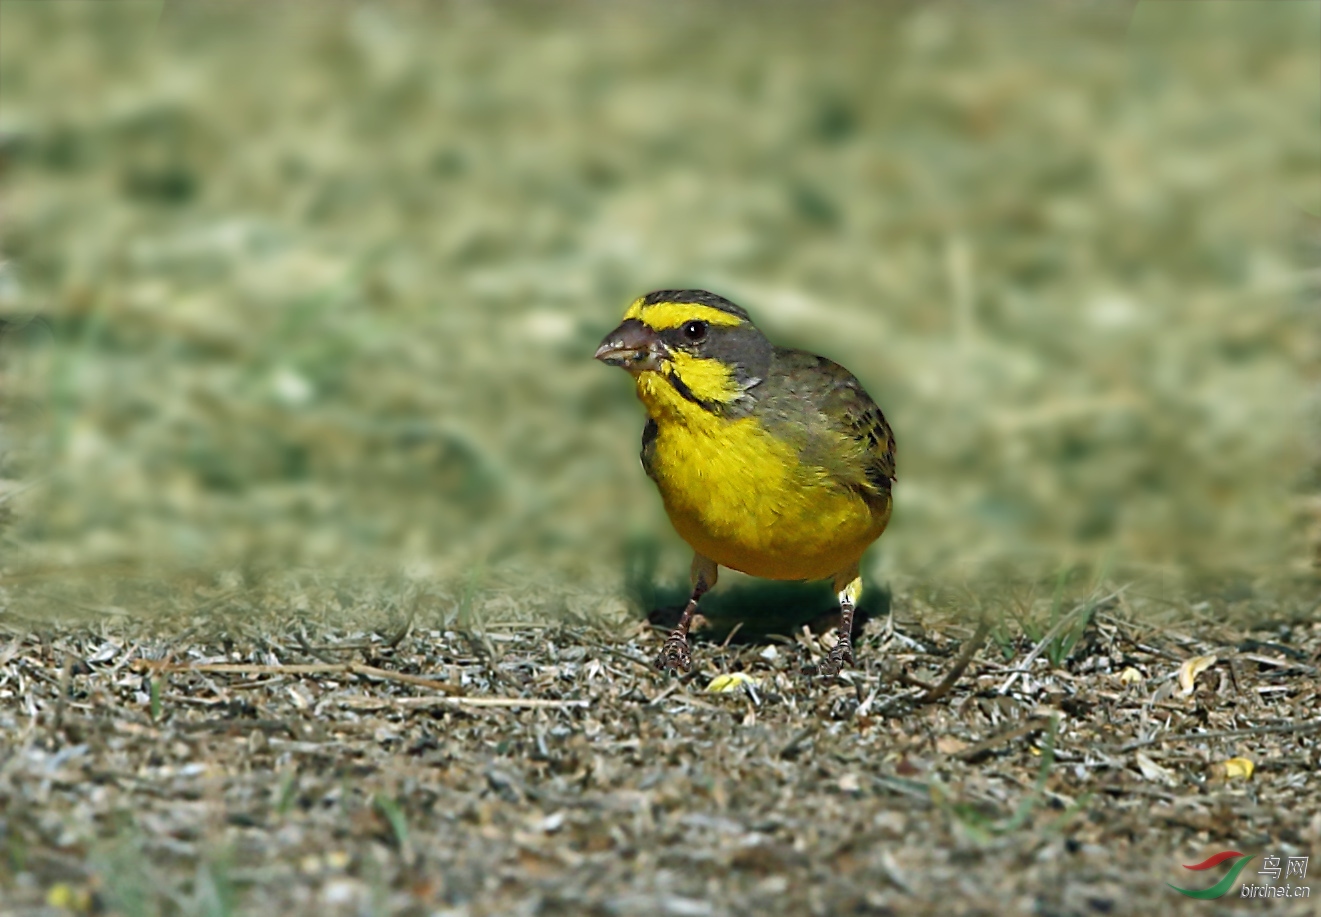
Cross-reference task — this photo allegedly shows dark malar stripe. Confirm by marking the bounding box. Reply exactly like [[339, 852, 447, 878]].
[[664, 369, 722, 413]]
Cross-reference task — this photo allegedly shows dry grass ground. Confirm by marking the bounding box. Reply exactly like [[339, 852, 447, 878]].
[[1, 583, 1319, 916], [1, 1, 1319, 915]]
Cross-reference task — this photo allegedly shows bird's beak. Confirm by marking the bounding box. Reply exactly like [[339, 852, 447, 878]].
[[594, 319, 668, 374]]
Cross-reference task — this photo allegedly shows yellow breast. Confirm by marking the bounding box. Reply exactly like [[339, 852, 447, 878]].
[[636, 373, 888, 582]]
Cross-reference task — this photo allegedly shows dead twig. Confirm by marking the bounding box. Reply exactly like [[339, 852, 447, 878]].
[[377, 614, 414, 650], [592, 643, 657, 675], [133, 661, 465, 696], [951, 717, 1052, 763], [1115, 718, 1321, 752], [861, 688, 924, 718], [179, 718, 299, 736], [646, 681, 683, 706], [778, 724, 818, 759], [295, 628, 339, 664], [903, 619, 990, 703], [340, 702, 589, 713], [1238, 652, 1319, 675]]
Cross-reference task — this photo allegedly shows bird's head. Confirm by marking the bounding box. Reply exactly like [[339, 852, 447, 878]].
[[594, 290, 771, 413]]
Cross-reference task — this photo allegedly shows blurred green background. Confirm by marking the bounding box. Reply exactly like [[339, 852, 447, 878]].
[[1, 1, 1317, 618]]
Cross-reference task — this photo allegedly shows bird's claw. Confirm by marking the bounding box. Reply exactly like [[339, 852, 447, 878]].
[[656, 632, 692, 672], [820, 636, 853, 677]]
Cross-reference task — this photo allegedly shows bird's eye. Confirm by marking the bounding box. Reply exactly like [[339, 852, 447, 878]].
[[681, 320, 708, 342]]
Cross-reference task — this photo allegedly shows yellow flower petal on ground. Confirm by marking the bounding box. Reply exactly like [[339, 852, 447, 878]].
[[46, 883, 92, 913], [1177, 654, 1217, 694], [706, 672, 757, 693], [46, 884, 75, 910], [1223, 756, 1254, 779]]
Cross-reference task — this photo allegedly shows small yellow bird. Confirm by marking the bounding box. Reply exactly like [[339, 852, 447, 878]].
[[595, 290, 895, 675]]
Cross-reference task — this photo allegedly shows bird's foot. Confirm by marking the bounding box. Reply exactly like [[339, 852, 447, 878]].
[[656, 631, 692, 672], [819, 635, 853, 677]]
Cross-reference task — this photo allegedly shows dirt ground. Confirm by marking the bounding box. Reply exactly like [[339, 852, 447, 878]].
[[2, 585, 1318, 917]]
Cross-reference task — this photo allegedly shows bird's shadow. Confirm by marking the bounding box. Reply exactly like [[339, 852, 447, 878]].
[[625, 536, 888, 645]]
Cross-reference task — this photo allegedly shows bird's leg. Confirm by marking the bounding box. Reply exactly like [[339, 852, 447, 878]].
[[656, 599, 700, 672], [821, 570, 862, 677], [656, 555, 718, 672]]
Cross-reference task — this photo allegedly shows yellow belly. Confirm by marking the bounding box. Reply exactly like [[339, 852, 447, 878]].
[[648, 414, 889, 581]]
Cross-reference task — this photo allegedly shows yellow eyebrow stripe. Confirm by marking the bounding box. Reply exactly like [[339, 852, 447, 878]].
[[623, 300, 746, 331]]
